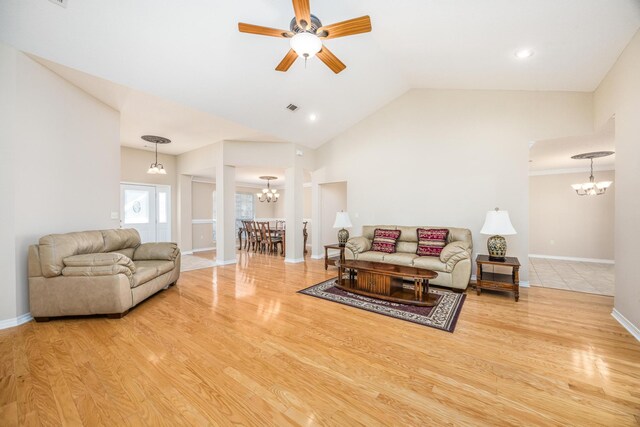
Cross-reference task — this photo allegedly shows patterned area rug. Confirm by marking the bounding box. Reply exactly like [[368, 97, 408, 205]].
[[299, 278, 466, 333]]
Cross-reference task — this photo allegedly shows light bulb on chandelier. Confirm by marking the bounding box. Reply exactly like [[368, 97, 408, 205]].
[[257, 176, 280, 203], [569, 151, 614, 196], [142, 135, 171, 175]]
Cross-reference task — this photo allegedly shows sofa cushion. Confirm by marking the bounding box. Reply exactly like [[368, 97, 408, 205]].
[[109, 248, 135, 259], [102, 229, 141, 252], [39, 231, 105, 278], [417, 228, 449, 257], [383, 253, 418, 266], [64, 253, 136, 272], [134, 243, 179, 261], [371, 229, 401, 253], [413, 256, 447, 271], [396, 241, 418, 254], [357, 251, 387, 263], [62, 264, 134, 281], [132, 260, 175, 288]]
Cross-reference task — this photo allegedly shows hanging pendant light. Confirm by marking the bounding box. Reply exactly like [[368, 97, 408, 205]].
[[570, 151, 614, 196], [142, 135, 171, 175], [256, 176, 280, 203]]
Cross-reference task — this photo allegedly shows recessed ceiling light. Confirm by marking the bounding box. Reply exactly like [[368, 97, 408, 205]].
[[309, 113, 317, 122], [515, 49, 534, 59]]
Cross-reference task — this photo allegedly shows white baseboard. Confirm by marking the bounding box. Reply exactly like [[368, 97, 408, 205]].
[[285, 258, 305, 264], [529, 254, 614, 264], [182, 251, 193, 255], [310, 254, 324, 260], [471, 274, 529, 288], [216, 259, 237, 266], [612, 308, 640, 342], [0, 312, 33, 330], [193, 247, 216, 253]]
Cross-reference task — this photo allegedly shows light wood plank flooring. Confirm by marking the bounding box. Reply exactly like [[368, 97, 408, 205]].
[[1, 251, 639, 426]]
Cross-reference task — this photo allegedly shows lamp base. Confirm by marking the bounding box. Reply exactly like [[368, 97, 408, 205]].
[[337, 228, 349, 247], [487, 235, 507, 261]]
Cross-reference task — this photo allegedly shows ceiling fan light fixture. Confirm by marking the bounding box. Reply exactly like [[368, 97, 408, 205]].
[[515, 48, 534, 59], [290, 32, 322, 58]]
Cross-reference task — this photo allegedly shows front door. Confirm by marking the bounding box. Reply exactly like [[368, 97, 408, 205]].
[[120, 184, 171, 243]]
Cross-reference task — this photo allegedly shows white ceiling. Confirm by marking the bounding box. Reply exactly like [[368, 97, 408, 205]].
[[2, 1, 639, 149], [31, 56, 281, 155], [529, 119, 615, 172]]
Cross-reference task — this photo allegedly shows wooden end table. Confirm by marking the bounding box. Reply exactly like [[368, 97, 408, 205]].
[[475, 255, 521, 302], [324, 244, 346, 270]]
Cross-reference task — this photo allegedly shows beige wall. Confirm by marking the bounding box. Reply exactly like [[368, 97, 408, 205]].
[[316, 89, 595, 281], [0, 44, 120, 322], [188, 182, 285, 250], [120, 146, 178, 241], [529, 171, 615, 260], [192, 181, 215, 249], [192, 181, 214, 219], [594, 29, 640, 331], [320, 182, 348, 247]]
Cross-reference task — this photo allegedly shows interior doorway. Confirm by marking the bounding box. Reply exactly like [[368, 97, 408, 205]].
[[120, 183, 171, 243], [319, 182, 348, 247], [528, 118, 615, 296]]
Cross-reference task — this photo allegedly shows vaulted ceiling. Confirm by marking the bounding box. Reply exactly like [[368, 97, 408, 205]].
[[2, 1, 639, 150]]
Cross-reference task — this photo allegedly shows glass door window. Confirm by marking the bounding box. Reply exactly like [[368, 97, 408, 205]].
[[120, 184, 171, 243]]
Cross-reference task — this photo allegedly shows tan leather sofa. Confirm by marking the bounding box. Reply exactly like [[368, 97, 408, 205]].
[[345, 225, 472, 290], [28, 229, 180, 320]]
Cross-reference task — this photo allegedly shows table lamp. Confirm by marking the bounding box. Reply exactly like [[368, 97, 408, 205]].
[[480, 208, 517, 261], [333, 211, 353, 247]]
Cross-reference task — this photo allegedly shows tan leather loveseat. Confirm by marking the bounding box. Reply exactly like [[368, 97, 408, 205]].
[[28, 229, 180, 320], [346, 225, 472, 290]]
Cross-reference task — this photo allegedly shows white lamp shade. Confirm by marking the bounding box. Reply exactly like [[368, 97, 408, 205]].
[[480, 210, 517, 235], [290, 32, 322, 58], [333, 212, 353, 229]]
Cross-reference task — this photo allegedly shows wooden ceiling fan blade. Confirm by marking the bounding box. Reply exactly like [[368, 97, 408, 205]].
[[238, 23, 292, 38], [318, 16, 372, 39], [276, 49, 299, 72], [292, 0, 311, 29], [316, 47, 346, 74]]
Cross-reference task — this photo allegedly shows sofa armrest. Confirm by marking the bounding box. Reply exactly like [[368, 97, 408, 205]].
[[64, 253, 135, 272], [439, 241, 471, 271], [133, 242, 179, 261], [346, 236, 371, 256]]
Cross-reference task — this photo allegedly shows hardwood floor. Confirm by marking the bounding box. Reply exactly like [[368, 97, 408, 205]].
[[1, 251, 639, 426]]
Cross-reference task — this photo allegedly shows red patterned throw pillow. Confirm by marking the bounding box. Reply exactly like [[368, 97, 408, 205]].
[[417, 228, 449, 257], [371, 228, 401, 254]]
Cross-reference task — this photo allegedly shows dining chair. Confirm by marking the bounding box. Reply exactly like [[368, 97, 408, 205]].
[[244, 221, 258, 252], [303, 221, 308, 256], [257, 221, 282, 255]]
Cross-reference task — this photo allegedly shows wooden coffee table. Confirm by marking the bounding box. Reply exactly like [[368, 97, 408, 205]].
[[336, 260, 439, 307]]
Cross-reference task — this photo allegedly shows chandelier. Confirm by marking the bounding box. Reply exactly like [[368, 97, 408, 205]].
[[256, 176, 280, 203], [570, 151, 614, 196], [142, 135, 171, 175]]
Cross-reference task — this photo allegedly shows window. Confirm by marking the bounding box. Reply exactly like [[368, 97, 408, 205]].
[[236, 193, 254, 233]]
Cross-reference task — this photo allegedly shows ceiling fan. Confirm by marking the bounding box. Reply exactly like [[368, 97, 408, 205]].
[[238, 0, 372, 74]]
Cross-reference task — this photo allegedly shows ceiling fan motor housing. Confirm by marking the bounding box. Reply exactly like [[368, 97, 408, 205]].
[[290, 14, 323, 34]]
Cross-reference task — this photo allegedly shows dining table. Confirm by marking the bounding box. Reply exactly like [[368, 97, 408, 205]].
[[237, 222, 307, 256]]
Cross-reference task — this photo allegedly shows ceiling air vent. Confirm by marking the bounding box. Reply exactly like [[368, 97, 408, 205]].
[[48, 0, 68, 7], [286, 104, 298, 112]]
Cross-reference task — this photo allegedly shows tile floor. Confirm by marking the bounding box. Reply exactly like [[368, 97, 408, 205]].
[[528, 257, 614, 296]]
